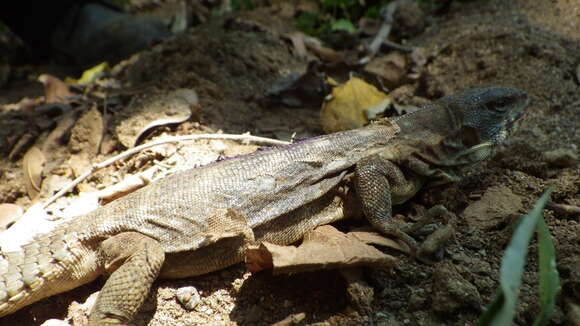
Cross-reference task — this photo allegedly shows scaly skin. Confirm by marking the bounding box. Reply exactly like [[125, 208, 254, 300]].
[[0, 87, 529, 325]]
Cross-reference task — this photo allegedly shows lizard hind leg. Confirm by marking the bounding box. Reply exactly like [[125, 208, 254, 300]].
[[354, 155, 423, 253], [89, 232, 165, 326]]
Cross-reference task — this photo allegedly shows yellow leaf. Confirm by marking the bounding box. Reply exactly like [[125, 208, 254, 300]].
[[320, 77, 391, 133], [65, 62, 110, 85]]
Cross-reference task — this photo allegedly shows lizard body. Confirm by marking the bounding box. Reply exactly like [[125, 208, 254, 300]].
[[0, 87, 529, 325]]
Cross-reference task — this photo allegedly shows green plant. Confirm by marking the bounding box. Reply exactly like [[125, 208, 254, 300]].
[[477, 189, 560, 326], [296, 0, 394, 39]]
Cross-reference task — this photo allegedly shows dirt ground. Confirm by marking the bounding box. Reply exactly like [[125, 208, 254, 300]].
[[0, 0, 579, 325]]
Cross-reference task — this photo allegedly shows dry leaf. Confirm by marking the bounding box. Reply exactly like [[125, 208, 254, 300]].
[[22, 146, 46, 200], [116, 89, 198, 148], [347, 228, 410, 254], [0, 203, 23, 231], [66, 62, 110, 85], [246, 225, 397, 275], [320, 77, 392, 133], [364, 52, 408, 89], [303, 37, 344, 63], [37, 74, 74, 103]]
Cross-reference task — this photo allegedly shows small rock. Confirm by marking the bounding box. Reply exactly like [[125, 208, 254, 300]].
[[544, 148, 578, 167], [431, 261, 482, 313], [463, 186, 523, 230], [341, 268, 374, 313], [176, 286, 201, 310]]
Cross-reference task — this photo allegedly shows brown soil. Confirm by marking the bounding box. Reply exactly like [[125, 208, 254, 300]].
[[0, 0, 579, 325]]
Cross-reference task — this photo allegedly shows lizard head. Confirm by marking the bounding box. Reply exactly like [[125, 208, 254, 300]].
[[434, 87, 530, 166]]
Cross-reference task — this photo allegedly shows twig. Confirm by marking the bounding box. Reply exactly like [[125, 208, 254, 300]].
[[382, 40, 413, 53], [546, 201, 580, 216], [42, 133, 291, 208], [359, 2, 398, 64]]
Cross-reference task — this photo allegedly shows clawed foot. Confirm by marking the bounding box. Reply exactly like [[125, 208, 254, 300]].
[[383, 205, 454, 264]]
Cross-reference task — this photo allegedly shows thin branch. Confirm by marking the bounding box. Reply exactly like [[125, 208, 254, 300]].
[[359, 2, 399, 64], [546, 201, 580, 216], [42, 133, 291, 208]]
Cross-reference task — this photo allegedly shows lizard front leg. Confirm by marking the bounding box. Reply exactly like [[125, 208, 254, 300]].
[[354, 154, 423, 252], [89, 232, 165, 326]]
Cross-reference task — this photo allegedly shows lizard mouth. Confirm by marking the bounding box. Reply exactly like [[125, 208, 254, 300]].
[[505, 98, 530, 131]]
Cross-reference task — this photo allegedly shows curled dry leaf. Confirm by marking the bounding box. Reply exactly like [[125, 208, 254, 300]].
[[37, 74, 74, 103], [364, 52, 408, 89], [303, 36, 344, 63], [116, 89, 198, 148], [22, 146, 46, 200], [245, 225, 397, 275], [0, 203, 23, 231], [320, 77, 392, 133]]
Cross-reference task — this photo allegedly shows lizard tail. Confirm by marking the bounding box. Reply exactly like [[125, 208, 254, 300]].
[[0, 227, 100, 317]]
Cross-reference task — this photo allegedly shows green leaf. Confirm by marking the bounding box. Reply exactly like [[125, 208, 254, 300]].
[[477, 189, 553, 326], [532, 214, 560, 326], [331, 19, 357, 33]]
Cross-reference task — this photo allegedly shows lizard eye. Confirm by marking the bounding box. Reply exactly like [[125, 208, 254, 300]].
[[486, 97, 513, 113]]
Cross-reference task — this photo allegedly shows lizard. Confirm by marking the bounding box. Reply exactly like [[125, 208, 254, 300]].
[[0, 87, 530, 325]]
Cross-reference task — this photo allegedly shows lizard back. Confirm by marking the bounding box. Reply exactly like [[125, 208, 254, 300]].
[[75, 120, 401, 253]]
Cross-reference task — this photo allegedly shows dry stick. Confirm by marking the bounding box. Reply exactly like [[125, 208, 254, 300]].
[[42, 133, 291, 209], [359, 2, 399, 65], [546, 201, 580, 215]]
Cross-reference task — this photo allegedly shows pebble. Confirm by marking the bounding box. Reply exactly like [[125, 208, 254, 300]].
[[176, 286, 201, 310]]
